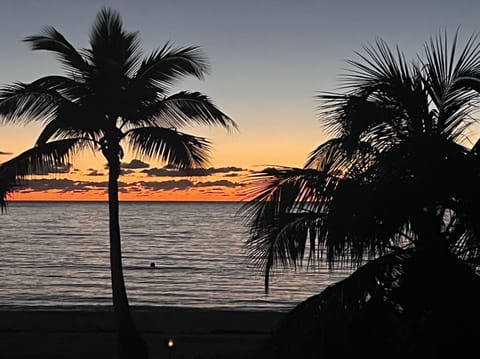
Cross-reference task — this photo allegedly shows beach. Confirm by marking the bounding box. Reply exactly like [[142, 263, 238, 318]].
[[0, 307, 285, 359]]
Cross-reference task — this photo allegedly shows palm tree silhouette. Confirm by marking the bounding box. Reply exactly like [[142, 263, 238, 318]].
[[0, 8, 235, 358], [244, 33, 480, 357]]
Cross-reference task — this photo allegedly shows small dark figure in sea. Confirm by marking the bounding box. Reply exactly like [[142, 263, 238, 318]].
[[150, 262, 155, 269]]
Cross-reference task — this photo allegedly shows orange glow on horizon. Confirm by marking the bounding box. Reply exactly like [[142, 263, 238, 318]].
[[3, 164, 253, 202], [8, 186, 247, 202]]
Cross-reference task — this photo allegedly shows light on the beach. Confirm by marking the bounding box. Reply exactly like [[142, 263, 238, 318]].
[[167, 338, 175, 348]]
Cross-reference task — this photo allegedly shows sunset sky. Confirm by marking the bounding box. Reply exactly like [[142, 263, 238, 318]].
[[0, 0, 479, 200]]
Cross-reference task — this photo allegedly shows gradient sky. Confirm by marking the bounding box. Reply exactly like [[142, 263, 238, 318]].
[[0, 0, 479, 200]]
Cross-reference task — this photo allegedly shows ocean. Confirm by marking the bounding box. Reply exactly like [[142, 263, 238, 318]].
[[0, 201, 349, 311]]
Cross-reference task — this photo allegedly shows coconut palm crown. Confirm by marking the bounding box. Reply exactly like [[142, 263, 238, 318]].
[[243, 32, 480, 357], [0, 7, 235, 359], [243, 32, 480, 289]]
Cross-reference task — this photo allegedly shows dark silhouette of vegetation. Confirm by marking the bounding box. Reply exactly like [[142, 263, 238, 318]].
[[244, 32, 480, 358], [0, 7, 235, 359]]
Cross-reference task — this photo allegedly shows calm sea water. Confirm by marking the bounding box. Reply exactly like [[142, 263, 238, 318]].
[[0, 202, 349, 311]]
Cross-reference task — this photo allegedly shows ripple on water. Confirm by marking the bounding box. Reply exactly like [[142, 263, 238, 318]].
[[0, 202, 350, 311]]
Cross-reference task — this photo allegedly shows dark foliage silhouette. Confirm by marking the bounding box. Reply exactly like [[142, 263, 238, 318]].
[[0, 8, 235, 359], [244, 32, 480, 358]]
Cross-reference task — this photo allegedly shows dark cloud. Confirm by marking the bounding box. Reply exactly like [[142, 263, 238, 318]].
[[20, 178, 85, 192], [142, 168, 207, 177], [94, 166, 136, 175], [210, 167, 245, 174], [135, 179, 242, 191], [127, 186, 143, 193], [17, 176, 239, 194], [195, 180, 242, 188], [121, 159, 150, 169], [142, 166, 246, 177], [120, 169, 136, 175], [32, 163, 72, 175], [86, 169, 104, 176], [137, 179, 194, 191], [19, 179, 127, 193], [198, 188, 228, 194], [86, 181, 128, 189]]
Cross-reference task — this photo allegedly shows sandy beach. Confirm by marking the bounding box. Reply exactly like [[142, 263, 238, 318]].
[[0, 306, 285, 359]]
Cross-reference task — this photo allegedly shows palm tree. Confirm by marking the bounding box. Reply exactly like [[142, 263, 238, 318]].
[[0, 8, 235, 359], [243, 33, 480, 357]]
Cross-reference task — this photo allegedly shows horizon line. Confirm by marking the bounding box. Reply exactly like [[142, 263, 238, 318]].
[[7, 199, 245, 203]]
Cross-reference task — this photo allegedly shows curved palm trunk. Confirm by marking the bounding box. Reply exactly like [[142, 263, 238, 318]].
[[107, 155, 148, 359]]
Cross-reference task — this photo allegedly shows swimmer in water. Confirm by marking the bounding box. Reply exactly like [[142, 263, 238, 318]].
[[150, 262, 155, 268]]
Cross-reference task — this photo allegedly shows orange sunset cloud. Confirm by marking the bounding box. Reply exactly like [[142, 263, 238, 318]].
[[8, 161, 250, 202]]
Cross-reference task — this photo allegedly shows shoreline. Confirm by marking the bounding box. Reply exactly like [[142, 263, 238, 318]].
[[0, 306, 285, 359]]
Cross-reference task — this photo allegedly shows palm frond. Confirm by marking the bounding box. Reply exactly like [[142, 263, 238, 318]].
[[0, 73, 87, 125], [35, 104, 104, 145], [148, 91, 237, 131], [305, 132, 379, 176], [88, 7, 142, 77], [29, 75, 91, 103], [241, 159, 427, 289], [0, 138, 86, 210], [132, 43, 209, 92], [422, 31, 480, 139], [326, 40, 435, 140], [24, 26, 89, 75], [319, 77, 428, 147], [125, 126, 211, 168], [0, 81, 67, 124], [242, 167, 334, 290], [342, 39, 412, 96], [306, 137, 352, 171]]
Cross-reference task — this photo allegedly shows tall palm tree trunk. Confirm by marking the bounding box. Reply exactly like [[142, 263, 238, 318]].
[[107, 155, 148, 359]]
